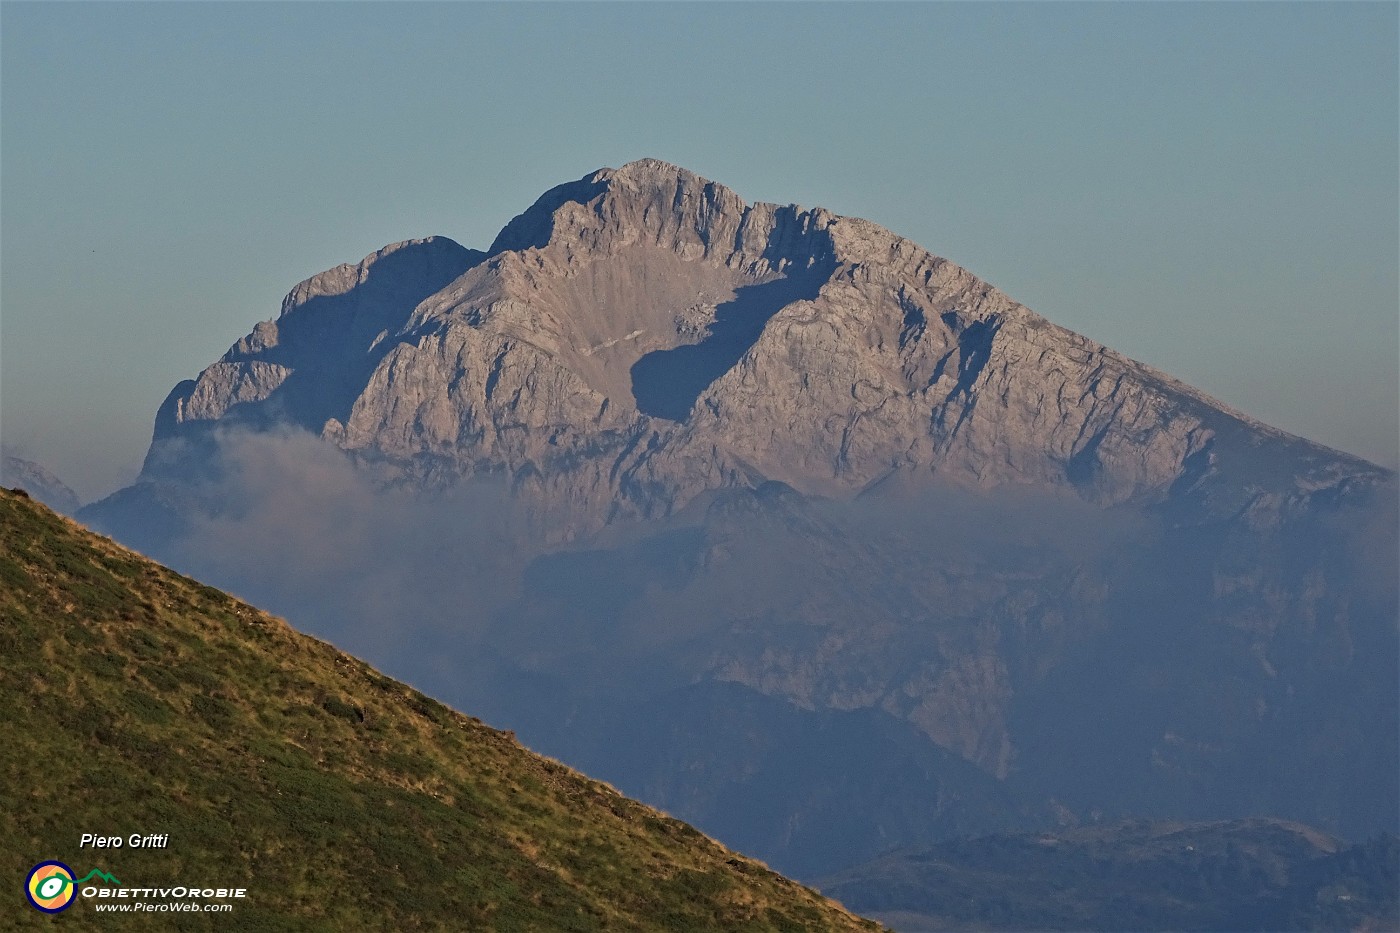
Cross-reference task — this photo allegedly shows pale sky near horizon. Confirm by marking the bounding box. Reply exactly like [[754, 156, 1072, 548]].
[[2, 2, 1396, 501]]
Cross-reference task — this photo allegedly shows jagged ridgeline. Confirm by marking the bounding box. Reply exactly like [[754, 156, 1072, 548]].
[[0, 489, 879, 931]]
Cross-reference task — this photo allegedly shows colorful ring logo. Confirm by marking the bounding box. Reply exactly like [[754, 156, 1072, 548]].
[[26, 861, 77, 913]]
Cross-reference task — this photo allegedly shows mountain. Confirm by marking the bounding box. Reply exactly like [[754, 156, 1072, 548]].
[[82, 160, 1398, 880], [130, 159, 1388, 531], [0, 487, 879, 930], [2, 453, 80, 514], [817, 819, 1399, 932]]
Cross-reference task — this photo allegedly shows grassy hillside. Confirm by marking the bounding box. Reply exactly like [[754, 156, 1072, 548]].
[[0, 488, 879, 931], [818, 819, 1398, 932]]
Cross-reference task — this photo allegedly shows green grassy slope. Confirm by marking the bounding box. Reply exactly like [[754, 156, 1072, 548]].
[[0, 488, 880, 931]]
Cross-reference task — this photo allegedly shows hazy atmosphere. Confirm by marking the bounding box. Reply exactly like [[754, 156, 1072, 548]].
[[3, 2, 1396, 500], [4, 5, 1397, 928]]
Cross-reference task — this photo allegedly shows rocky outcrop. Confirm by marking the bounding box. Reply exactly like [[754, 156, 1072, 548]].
[[147, 236, 483, 470]]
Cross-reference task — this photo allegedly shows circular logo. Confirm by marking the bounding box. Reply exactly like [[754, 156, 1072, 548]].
[[26, 862, 76, 913]]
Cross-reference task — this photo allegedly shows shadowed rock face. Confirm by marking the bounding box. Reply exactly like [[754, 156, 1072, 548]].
[[631, 269, 831, 421], [146, 236, 484, 469], [87, 160, 1397, 879]]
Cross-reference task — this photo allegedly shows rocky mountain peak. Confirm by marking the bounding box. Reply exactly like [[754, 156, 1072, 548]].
[[603, 156, 703, 184], [139, 162, 1390, 530], [488, 158, 833, 277]]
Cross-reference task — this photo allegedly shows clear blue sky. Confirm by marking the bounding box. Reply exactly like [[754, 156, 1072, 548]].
[[3, 2, 1396, 500]]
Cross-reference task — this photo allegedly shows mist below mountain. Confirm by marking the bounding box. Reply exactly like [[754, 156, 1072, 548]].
[[82, 160, 1398, 884]]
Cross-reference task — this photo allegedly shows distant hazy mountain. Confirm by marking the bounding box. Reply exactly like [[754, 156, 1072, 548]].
[[2, 454, 80, 514], [818, 818, 1398, 932], [2, 488, 879, 930], [83, 160, 1398, 880]]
